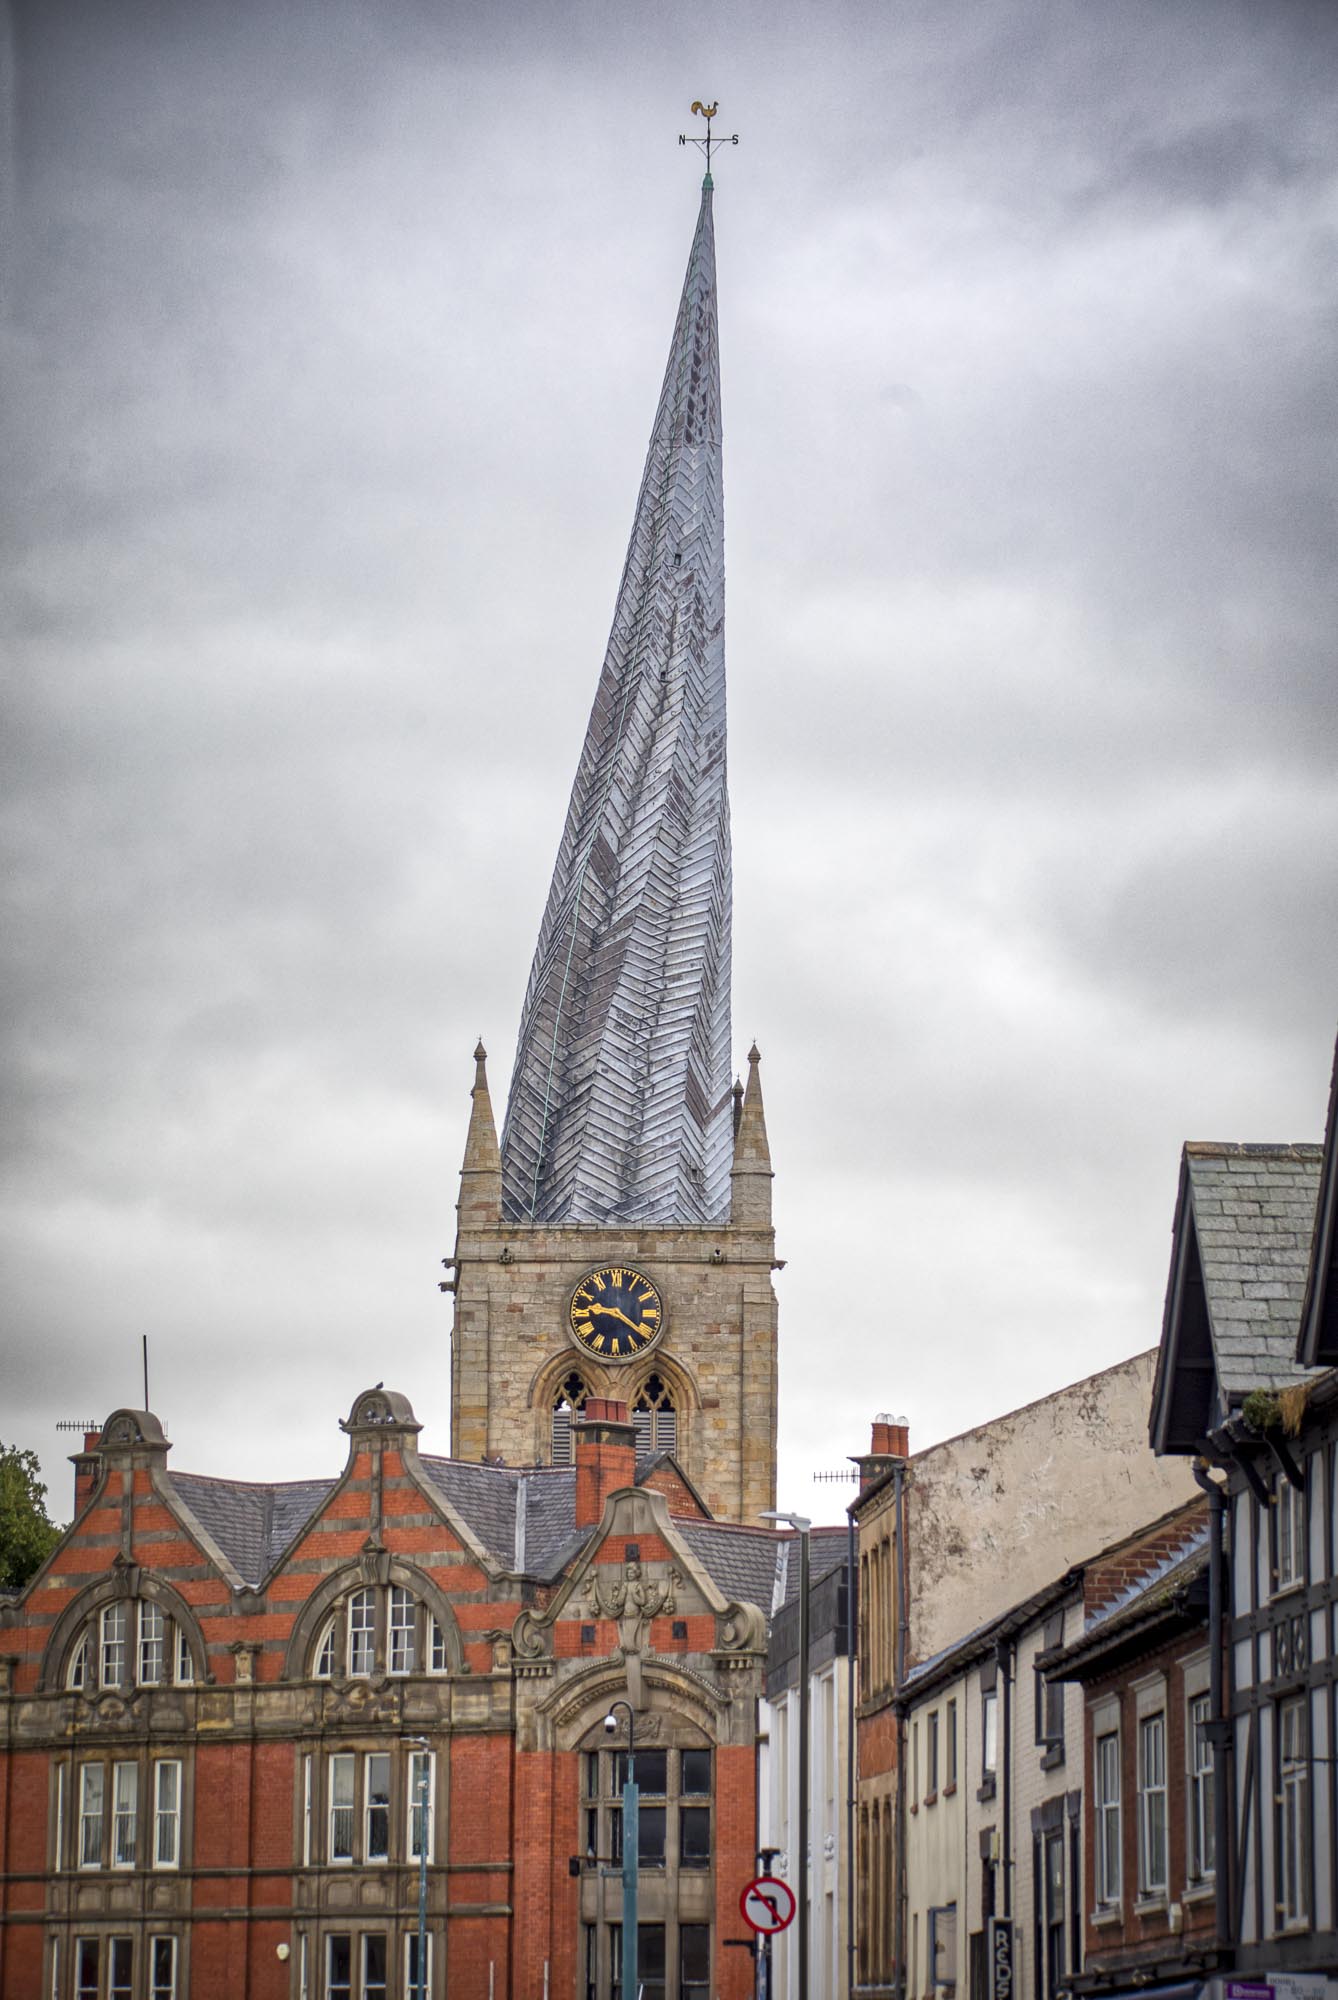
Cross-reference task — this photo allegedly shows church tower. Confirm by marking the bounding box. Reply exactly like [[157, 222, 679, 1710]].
[[447, 173, 779, 1523]]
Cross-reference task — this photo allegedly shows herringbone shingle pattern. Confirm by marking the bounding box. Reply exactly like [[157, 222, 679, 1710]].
[[500, 181, 732, 1225]]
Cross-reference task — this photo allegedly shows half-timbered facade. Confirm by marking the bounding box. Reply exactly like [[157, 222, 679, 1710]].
[[1150, 1048, 1338, 1992]]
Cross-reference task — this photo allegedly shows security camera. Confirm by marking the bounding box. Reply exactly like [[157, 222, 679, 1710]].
[[604, 1713, 617, 1734]]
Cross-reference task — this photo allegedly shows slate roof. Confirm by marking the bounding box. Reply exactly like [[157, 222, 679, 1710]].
[[418, 1459, 585, 1577], [676, 1521, 847, 1614], [1184, 1143, 1324, 1397], [164, 1446, 795, 1610], [677, 1522, 779, 1610], [168, 1472, 335, 1588], [1042, 1532, 1209, 1680], [1080, 1521, 1208, 1638]]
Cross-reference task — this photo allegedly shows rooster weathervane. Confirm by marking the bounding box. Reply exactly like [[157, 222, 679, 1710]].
[[679, 100, 739, 178]]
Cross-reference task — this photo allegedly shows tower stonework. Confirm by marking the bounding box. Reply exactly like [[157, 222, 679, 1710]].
[[448, 179, 779, 1522]]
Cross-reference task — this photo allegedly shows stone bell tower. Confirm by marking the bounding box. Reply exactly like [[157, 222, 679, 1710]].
[[445, 174, 779, 1524]]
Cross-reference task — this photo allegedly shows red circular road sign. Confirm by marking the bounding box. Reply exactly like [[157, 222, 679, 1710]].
[[740, 1875, 796, 1935]]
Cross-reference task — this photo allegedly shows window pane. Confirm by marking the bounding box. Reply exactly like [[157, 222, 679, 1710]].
[[389, 1589, 416, 1675], [150, 1936, 177, 2000], [109, 1937, 134, 2000], [140, 1601, 165, 1684], [327, 1933, 352, 2000], [634, 1750, 667, 1796], [314, 1618, 335, 1679], [638, 1804, 666, 1865], [363, 1933, 387, 2000], [101, 1603, 127, 1687], [680, 1805, 711, 1868], [79, 1765, 105, 1868], [76, 1940, 99, 2000], [680, 1923, 710, 1992], [409, 1751, 433, 1862], [154, 1759, 181, 1868], [348, 1590, 376, 1676], [112, 1762, 138, 1867], [680, 1749, 711, 1796], [406, 1933, 431, 2000], [639, 1921, 666, 1998], [330, 1754, 355, 1862], [366, 1753, 391, 1861]]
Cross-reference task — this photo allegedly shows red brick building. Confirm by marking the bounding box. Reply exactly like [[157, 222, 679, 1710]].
[[0, 1389, 782, 1999]]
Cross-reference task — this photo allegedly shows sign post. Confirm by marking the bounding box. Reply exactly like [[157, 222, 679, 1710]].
[[741, 1877, 796, 2000]]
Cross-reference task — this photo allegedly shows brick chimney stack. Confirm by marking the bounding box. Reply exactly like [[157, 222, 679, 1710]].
[[573, 1399, 638, 1527], [71, 1431, 102, 1518], [853, 1411, 910, 1491]]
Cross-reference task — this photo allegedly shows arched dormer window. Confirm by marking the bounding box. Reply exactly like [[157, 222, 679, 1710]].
[[633, 1374, 677, 1465], [311, 1584, 448, 1681], [62, 1597, 197, 1693], [551, 1372, 591, 1467]]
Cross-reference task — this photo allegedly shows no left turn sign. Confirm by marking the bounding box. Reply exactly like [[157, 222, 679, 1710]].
[[740, 1875, 796, 1935]]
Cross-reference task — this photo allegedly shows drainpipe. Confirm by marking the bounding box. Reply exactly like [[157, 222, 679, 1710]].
[[1193, 1458, 1233, 1959], [894, 1462, 907, 2000], [847, 1510, 858, 2000], [997, 1639, 1013, 1922]]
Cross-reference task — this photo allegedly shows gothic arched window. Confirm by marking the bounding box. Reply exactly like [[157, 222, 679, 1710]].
[[633, 1375, 677, 1465], [551, 1372, 591, 1467]]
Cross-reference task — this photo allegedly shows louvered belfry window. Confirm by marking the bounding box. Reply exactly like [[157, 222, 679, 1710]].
[[634, 1375, 676, 1465], [551, 1373, 591, 1466]]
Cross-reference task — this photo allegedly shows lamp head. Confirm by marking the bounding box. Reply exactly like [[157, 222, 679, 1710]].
[[604, 1712, 618, 1734]]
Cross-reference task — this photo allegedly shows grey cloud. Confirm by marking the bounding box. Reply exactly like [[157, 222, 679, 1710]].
[[3, 0, 1337, 1512]]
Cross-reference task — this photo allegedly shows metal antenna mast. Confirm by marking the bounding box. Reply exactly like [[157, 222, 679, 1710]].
[[678, 99, 739, 179]]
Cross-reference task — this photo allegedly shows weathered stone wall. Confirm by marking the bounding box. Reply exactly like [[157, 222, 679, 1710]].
[[450, 1218, 779, 1523], [907, 1351, 1198, 1665]]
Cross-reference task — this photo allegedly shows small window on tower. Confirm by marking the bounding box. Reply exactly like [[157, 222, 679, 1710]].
[[551, 1373, 590, 1467], [633, 1375, 677, 1466]]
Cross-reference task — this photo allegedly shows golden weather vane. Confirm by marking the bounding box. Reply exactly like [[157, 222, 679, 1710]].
[[678, 99, 739, 179]]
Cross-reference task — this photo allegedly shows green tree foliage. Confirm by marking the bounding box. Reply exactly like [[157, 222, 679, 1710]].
[[0, 1440, 63, 1590]]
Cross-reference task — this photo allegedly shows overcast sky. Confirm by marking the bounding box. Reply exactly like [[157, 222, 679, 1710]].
[[4, 0, 1337, 1526]]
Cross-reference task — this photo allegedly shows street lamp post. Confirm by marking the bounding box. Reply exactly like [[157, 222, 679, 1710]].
[[403, 1736, 432, 2000], [762, 1510, 811, 2000], [606, 1702, 639, 2000]]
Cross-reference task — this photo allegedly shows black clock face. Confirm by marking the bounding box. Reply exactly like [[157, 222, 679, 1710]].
[[568, 1267, 664, 1361]]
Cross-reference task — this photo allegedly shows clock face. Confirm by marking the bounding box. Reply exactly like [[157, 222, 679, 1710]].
[[568, 1267, 664, 1361]]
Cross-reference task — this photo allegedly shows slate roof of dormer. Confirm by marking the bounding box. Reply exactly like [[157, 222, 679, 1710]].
[[168, 1472, 336, 1588]]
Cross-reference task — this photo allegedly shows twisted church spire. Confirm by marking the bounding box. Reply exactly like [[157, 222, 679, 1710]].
[[500, 181, 732, 1225]]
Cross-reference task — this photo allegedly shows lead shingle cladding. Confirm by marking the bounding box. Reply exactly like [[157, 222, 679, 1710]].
[[500, 181, 732, 1225]]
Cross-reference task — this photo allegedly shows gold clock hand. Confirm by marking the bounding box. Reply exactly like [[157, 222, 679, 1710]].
[[589, 1303, 641, 1332]]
